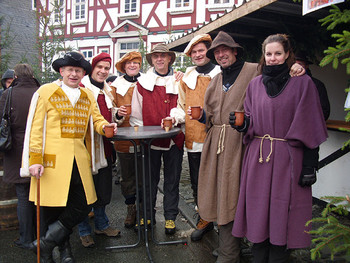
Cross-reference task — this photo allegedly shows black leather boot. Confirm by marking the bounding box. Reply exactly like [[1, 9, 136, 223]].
[[59, 239, 75, 263], [30, 221, 71, 263], [191, 215, 214, 242]]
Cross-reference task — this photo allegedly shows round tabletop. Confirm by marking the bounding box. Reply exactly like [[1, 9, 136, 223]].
[[109, 126, 181, 141]]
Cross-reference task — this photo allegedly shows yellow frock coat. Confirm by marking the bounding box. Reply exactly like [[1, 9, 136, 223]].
[[27, 82, 108, 207]]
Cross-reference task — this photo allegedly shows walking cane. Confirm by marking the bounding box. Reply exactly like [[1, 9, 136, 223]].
[[37, 168, 41, 263]]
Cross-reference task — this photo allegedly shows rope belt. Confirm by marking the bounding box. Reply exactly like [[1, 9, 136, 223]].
[[214, 124, 230, 154], [254, 134, 287, 163]]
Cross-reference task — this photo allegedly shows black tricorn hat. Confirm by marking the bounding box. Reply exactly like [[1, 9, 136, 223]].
[[52, 52, 92, 75]]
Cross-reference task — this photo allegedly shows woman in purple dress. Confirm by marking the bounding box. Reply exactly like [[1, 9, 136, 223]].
[[229, 34, 328, 262]]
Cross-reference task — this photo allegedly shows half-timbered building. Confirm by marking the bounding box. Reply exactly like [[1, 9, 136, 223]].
[[36, 0, 243, 74]]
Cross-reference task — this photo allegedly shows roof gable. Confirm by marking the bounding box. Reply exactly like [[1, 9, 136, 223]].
[[108, 20, 148, 38]]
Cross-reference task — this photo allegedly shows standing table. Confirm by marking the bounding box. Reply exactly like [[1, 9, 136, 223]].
[[106, 126, 186, 262]]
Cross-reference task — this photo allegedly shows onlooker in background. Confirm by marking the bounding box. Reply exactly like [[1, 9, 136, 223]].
[[21, 51, 117, 262], [231, 34, 328, 262], [295, 51, 330, 190], [170, 34, 221, 241], [295, 51, 330, 120], [110, 51, 142, 229], [78, 52, 120, 248], [0, 64, 40, 249], [130, 43, 185, 235], [1, 69, 14, 97], [105, 74, 120, 184], [106, 75, 117, 86]]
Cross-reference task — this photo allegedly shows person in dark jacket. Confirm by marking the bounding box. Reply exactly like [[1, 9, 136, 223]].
[[0, 64, 40, 249], [295, 51, 330, 120], [295, 51, 331, 187], [0, 69, 15, 97]]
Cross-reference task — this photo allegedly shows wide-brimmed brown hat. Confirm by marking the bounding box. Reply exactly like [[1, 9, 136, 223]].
[[146, 43, 176, 67], [206, 31, 243, 60], [184, 34, 212, 57], [52, 52, 92, 75], [116, 51, 142, 74]]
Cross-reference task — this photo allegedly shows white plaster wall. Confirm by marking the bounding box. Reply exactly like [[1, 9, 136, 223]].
[[310, 62, 349, 121], [172, 16, 191, 26], [147, 32, 183, 48], [315, 131, 350, 199], [65, 38, 113, 54], [196, 0, 206, 24]]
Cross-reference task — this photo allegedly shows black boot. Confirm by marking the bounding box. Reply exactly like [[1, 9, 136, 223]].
[[29, 221, 71, 263], [59, 239, 75, 263], [191, 214, 214, 242]]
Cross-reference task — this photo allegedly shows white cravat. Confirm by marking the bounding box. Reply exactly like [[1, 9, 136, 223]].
[[61, 83, 81, 107]]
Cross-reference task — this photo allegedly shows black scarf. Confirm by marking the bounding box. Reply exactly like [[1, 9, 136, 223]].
[[124, 73, 140, 83], [221, 60, 244, 92], [262, 62, 290, 97], [89, 75, 104, 89], [196, 62, 216, 74]]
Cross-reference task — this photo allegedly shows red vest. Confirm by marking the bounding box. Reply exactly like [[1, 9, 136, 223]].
[[137, 83, 184, 149]]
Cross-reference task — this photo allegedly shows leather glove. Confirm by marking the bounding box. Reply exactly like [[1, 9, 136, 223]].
[[298, 166, 317, 187], [229, 112, 249, 132]]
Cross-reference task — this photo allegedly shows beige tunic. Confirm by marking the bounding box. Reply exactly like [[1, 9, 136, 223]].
[[198, 62, 259, 225]]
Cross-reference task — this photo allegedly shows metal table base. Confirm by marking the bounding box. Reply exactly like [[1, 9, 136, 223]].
[[106, 126, 187, 262]]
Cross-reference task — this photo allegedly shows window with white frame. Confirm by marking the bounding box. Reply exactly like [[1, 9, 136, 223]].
[[169, 0, 193, 14], [120, 0, 140, 19], [214, 0, 230, 3], [53, 0, 65, 24], [207, 0, 235, 11], [125, 0, 137, 13], [119, 41, 139, 58], [72, 0, 87, 22], [99, 49, 109, 54], [176, 0, 190, 8], [81, 50, 93, 62], [32, 0, 37, 10]]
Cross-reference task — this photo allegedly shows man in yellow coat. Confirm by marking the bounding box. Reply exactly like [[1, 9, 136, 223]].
[[21, 52, 117, 263]]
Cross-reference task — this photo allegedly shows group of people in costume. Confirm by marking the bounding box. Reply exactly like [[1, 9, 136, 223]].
[[3, 29, 328, 263]]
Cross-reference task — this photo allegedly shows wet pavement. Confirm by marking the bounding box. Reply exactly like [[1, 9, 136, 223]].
[[1, 152, 349, 262], [0, 152, 219, 263]]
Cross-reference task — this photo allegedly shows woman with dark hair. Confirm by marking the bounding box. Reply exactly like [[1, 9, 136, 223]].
[[0, 64, 40, 249], [230, 34, 328, 262]]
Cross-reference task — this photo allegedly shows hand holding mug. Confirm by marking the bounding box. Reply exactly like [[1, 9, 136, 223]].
[[229, 111, 249, 132], [187, 106, 203, 120], [117, 105, 127, 117], [104, 123, 118, 138]]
